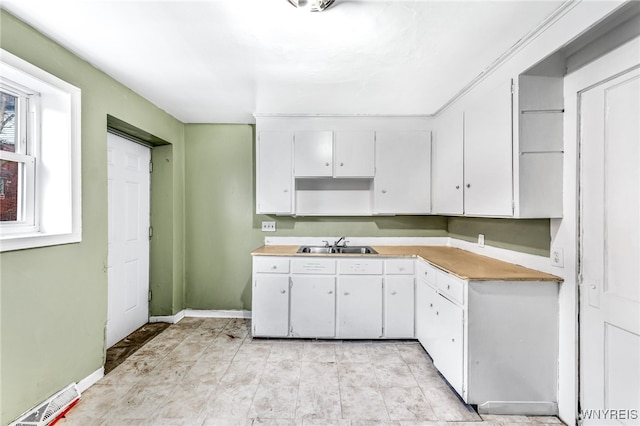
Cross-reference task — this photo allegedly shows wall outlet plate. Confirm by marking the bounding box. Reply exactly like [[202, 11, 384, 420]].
[[551, 247, 564, 268], [261, 221, 276, 232], [478, 234, 485, 248]]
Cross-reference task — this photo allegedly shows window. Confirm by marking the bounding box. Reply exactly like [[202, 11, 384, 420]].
[[0, 49, 81, 252]]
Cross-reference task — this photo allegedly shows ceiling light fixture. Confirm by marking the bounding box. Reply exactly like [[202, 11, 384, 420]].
[[287, 0, 335, 12]]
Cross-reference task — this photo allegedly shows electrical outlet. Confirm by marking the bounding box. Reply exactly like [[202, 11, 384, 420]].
[[478, 234, 485, 248], [551, 247, 564, 268], [261, 221, 276, 232]]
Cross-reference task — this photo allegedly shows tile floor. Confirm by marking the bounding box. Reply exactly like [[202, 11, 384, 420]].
[[59, 318, 565, 426]]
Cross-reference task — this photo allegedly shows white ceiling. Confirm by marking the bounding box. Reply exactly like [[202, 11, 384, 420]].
[[2, 0, 566, 123]]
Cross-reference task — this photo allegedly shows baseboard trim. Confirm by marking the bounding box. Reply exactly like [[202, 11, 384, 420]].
[[184, 309, 252, 319], [477, 401, 558, 416], [77, 367, 104, 393], [150, 309, 252, 323], [149, 310, 186, 324]]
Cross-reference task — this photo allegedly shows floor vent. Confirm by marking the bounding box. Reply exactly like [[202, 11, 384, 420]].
[[11, 383, 81, 426]]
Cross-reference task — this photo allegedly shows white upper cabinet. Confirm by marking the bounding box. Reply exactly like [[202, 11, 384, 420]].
[[255, 116, 430, 216], [333, 130, 375, 177], [293, 130, 334, 177], [256, 131, 293, 214], [463, 79, 514, 217], [433, 112, 464, 215], [374, 130, 431, 214], [433, 67, 563, 218], [293, 130, 375, 178]]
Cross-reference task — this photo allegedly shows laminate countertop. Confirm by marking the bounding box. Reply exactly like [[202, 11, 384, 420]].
[[251, 245, 563, 282]]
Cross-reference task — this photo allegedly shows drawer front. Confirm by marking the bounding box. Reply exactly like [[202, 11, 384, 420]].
[[384, 259, 415, 275], [254, 257, 290, 274], [338, 259, 383, 275], [416, 260, 438, 286], [437, 271, 464, 305], [292, 258, 336, 274]]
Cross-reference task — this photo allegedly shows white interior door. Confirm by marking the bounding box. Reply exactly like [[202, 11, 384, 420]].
[[107, 132, 151, 348], [579, 67, 640, 424]]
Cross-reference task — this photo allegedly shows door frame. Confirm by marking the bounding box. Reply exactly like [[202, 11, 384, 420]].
[[572, 40, 640, 423], [553, 36, 640, 426]]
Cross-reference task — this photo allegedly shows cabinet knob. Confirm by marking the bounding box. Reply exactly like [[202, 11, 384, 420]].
[[340, 162, 344, 167], [424, 271, 428, 276], [381, 189, 387, 194], [436, 311, 439, 316], [429, 303, 433, 308], [455, 185, 460, 190], [284, 189, 288, 193], [466, 183, 471, 188], [399, 267, 404, 271], [391, 291, 397, 295], [280, 290, 286, 294], [344, 292, 350, 296], [447, 284, 450, 290], [271, 265, 277, 270], [452, 338, 455, 342], [325, 162, 330, 166], [328, 291, 333, 294]]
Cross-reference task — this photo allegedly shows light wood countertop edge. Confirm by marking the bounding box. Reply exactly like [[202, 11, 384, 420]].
[[251, 245, 563, 283]]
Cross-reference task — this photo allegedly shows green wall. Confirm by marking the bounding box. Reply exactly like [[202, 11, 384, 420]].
[[0, 10, 185, 424], [448, 217, 550, 257], [183, 124, 449, 311]]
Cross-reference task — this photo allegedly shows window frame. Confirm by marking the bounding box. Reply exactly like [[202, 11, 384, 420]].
[[0, 49, 81, 252], [0, 80, 39, 233]]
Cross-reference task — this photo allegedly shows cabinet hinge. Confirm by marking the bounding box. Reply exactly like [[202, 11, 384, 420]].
[[149, 160, 153, 173], [148, 290, 152, 302], [148, 226, 153, 240]]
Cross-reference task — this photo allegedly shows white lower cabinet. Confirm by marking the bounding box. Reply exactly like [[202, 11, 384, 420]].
[[252, 255, 415, 339], [384, 276, 415, 338], [337, 276, 383, 338], [252, 275, 290, 337], [415, 258, 559, 414], [290, 276, 336, 338]]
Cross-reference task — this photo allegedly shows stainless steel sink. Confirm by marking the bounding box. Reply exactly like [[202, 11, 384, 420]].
[[296, 245, 377, 254]]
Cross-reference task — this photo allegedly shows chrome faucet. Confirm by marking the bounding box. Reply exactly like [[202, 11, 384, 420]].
[[333, 236, 347, 248]]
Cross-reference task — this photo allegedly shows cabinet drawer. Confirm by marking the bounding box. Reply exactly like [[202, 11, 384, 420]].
[[254, 257, 290, 274], [292, 258, 336, 274], [437, 271, 464, 305], [416, 260, 438, 286], [338, 259, 383, 275], [384, 259, 415, 275]]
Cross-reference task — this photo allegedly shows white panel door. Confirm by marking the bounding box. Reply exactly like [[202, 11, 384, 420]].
[[580, 68, 640, 424], [337, 276, 383, 338], [334, 130, 375, 177], [107, 133, 150, 348], [256, 131, 292, 214], [290, 276, 336, 337], [433, 111, 464, 215], [464, 80, 513, 216], [293, 130, 333, 177], [253, 275, 290, 337], [374, 130, 431, 214], [384, 276, 415, 338]]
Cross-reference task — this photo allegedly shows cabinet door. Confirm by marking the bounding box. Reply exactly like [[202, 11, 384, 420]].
[[290, 276, 336, 337], [337, 276, 383, 338], [433, 293, 464, 396], [464, 80, 513, 216], [384, 276, 415, 338], [433, 112, 464, 215], [252, 275, 290, 337], [374, 130, 431, 214], [257, 131, 293, 214], [415, 278, 432, 348], [334, 130, 375, 177], [294, 130, 333, 177]]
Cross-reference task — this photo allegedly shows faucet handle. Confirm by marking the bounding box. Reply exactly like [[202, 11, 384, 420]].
[[322, 240, 330, 247]]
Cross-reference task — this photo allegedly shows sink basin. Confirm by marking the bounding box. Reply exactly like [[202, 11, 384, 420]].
[[296, 245, 377, 254], [297, 246, 338, 254]]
